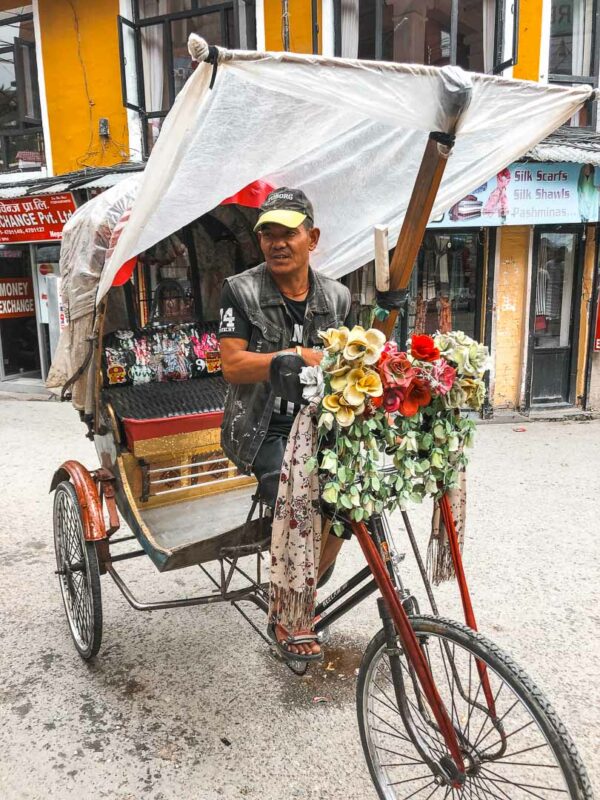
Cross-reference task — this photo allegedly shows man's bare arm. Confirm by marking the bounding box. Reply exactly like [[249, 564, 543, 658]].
[[220, 338, 322, 384]]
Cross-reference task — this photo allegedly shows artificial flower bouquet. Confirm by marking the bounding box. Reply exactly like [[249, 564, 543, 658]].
[[300, 326, 490, 535]]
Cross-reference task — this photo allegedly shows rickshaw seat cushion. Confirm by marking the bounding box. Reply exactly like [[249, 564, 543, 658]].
[[122, 410, 224, 446], [103, 375, 228, 447]]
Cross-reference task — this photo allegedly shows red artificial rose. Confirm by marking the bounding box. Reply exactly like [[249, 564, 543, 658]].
[[371, 394, 384, 409], [379, 350, 416, 389], [398, 377, 432, 417], [383, 388, 402, 413], [410, 334, 440, 363]]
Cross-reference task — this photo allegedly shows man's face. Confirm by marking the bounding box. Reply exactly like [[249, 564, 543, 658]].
[[258, 222, 320, 278]]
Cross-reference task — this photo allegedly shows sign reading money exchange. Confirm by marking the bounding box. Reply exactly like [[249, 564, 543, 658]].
[[430, 162, 599, 228]]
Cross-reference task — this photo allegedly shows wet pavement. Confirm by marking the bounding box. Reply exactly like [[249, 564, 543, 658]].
[[1, 397, 599, 799]]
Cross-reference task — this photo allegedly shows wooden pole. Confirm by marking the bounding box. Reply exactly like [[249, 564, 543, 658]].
[[374, 133, 453, 339]]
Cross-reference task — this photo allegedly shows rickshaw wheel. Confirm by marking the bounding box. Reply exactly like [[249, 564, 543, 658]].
[[53, 481, 103, 659]]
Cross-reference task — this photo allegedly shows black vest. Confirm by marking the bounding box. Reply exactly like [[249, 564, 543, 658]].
[[221, 262, 351, 472]]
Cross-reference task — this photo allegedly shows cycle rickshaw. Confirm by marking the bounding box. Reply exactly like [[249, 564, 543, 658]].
[[48, 39, 595, 799]]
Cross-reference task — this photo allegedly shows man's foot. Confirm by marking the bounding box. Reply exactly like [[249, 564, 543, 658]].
[[273, 624, 321, 658]]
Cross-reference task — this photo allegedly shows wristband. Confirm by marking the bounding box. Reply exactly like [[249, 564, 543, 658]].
[[296, 345, 303, 357]]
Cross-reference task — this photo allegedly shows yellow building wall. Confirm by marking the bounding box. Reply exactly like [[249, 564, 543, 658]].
[[264, 0, 321, 52], [493, 226, 531, 409], [38, 0, 129, 174], [513, 0, 543, 81], [576, 225, 596, 402]]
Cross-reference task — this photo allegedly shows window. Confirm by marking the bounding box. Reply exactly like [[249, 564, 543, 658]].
[[401, 231, 483, 343], [549, 0, 598, 128], [0, 5, 44, 171], [119, 0, 256, 157], [335, 0, 518, 74]]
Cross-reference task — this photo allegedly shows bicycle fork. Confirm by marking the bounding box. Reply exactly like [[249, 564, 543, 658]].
[[352, 519, 466, 785]]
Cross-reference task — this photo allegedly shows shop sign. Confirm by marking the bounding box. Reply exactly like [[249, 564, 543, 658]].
[[430, 162, 600, 228], [0, 193, 76, 244], [0, 277, 35, 319]]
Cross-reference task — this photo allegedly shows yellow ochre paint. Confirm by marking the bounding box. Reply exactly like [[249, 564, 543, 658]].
[[513, 0, 544, 81], [493, 227, 531, 409], [38, 0, 129, 175], [264, 0, 322, 53]]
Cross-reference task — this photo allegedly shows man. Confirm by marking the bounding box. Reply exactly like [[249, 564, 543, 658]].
[[218, 187, 352, 658]]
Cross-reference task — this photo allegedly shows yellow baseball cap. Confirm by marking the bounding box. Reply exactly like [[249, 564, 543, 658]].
[[254, 187, 314, 232]]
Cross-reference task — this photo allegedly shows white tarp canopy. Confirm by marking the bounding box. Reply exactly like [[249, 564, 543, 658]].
[[97, 45, 595, 304]]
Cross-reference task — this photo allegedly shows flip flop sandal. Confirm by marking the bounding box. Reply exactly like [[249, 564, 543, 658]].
[[267, 623, 324, 663]]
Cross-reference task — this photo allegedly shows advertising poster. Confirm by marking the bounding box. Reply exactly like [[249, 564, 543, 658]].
[[430, 162, 600, 228], [37, 261, 58, 324]]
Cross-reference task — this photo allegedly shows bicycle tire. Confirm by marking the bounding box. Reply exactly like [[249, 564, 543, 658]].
[[357, 615, 593, 799], [53, 481, 103, 660]]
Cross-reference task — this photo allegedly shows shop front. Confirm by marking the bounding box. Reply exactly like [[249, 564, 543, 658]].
[[0, 193, 76, 386], [402, 159, 600, 413]]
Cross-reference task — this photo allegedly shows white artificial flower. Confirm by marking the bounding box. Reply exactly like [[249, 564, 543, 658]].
[[299, 365, 325, 401]]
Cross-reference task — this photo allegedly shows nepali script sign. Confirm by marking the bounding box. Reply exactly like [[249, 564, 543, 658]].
[[0, 193, 76, 243], [0, 277, 35, 319], [430, 162, 600, 228]]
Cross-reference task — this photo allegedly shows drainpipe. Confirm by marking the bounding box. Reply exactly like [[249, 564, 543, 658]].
[[282, 0, 290, 50]]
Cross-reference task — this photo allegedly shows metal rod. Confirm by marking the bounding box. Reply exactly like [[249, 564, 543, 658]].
[[147, 457, 229, 474], [106, 563, 259, 611], [150, 474, 248, 496], [150, 465, 233, 485], [450, 0, 458, 66], [438, 494, 497, 719], [281, 0, 290, 50], [314, 565, 372, 616], [314, 580, 378, 633], [107, 534, 137, 545], [222, 557, 269, 601], [401, 509, 439, 616], [108, 549, 147, 563], [351, 520, 465, 774]]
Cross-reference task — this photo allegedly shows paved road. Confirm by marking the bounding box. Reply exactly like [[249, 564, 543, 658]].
[[1, 397, 598, 799]]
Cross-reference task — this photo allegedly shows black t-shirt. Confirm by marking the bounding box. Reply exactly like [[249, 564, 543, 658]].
[[218, 281, 306, 436]]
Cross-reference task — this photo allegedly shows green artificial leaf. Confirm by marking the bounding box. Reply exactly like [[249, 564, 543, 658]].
[[305, 456, 318, 474], [424, 476, 438, 495], [352, 507, 364, 522], [371, 475, 381, 491], [332, 519, 345, 537], [322, 484, 339, 504], [340, 493, 353, 510], [420, 432, 433, 449]]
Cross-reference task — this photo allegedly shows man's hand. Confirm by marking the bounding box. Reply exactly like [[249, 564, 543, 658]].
[[220, 339, 322, 384], [299, 347, 323, 367]]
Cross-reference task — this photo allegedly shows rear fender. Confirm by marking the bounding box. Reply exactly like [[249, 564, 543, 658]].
[[50, 460, 106, 541]]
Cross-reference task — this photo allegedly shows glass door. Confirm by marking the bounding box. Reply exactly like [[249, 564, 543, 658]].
[[529, 229, 582, 405], [0, 244, 40, 380], [399, 229, 484, 344]]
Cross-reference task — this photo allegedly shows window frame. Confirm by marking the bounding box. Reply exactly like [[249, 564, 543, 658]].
[[119, 1, 256, 158], [0, 9, 44, 172], [333, 0, 520, 74], [547, 1, 600, 130]]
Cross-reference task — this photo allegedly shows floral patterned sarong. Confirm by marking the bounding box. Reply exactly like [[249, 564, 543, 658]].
[[268, 402, 322, 632]]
